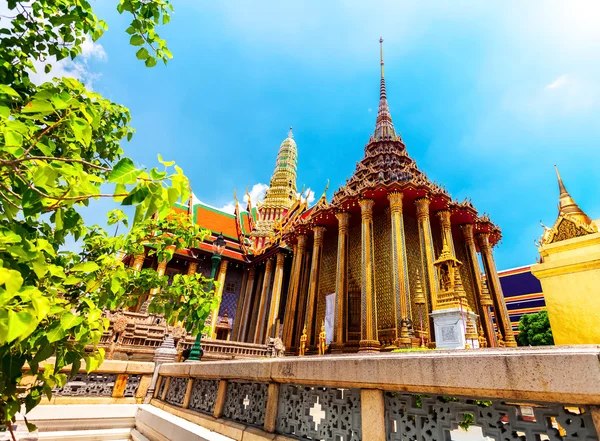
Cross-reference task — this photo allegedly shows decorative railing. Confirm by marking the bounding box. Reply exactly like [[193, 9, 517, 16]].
[[98, 309, 277, 361], [30, 358, 155, 403], [151, 346, 600, 441]]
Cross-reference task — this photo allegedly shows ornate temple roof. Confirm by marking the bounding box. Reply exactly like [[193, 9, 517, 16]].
[[539, 166, 597, 245]]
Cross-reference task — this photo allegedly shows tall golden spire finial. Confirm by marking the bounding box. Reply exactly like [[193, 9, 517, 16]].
[[379, 36, 384, 79], [288, 126, 294, 139], [553, 165, 593, 225], [374, 37, 396, 140]]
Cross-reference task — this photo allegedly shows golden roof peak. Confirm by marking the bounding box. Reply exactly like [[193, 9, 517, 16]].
[[554, 165, 593, 226]]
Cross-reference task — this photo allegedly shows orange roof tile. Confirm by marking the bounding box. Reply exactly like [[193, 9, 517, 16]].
[[194, 204, 239, 240]]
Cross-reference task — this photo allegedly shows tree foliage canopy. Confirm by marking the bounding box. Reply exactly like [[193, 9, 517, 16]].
[[516, 310, 554, 346], [0, 0, 217, 431]]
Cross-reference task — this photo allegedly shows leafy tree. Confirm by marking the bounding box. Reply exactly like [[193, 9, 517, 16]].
[[0, 0, 218, 436], [516, 311, 554, 346]]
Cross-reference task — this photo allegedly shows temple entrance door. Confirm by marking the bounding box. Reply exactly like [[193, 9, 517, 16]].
[[347, 291, 361, 348]]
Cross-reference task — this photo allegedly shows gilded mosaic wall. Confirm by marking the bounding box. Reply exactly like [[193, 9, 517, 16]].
[[403, 213, 430, 335], [316, 230, 338, 335], [454, 236, 478, 318], [219, 265, 244, 326], [373, 207, 394, 338], [347, 217, 363, 343]]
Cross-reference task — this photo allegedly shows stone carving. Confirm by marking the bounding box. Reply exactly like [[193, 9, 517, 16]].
[[223, 382, 268, 427], [277, 384, 362, 441], [266, 337, 285, 358], [52, 373, 117, 397], [123, 374, 141, 397], [189, 379, 219, 415], [165, 376, 188, 406], [384, 392, 599, 441]]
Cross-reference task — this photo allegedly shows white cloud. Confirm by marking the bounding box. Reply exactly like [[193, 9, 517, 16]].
[[243, 183, 268, 204], [298, 188, 315, 205], [546, 74, 569, 89], [217, 182, 268, 214], [28, 36, 107, 90]]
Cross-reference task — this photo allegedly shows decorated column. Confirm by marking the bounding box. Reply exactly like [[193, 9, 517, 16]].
[[209, 259, 229, 339], [436, 209, 455, 255], [388, 192, 411, 346], [331, 212, 350, 352], [359, 198, 380, 352], [139, 245, 174, 313], [255, 258, 274, 344], [131, 251, 146, 271], [477, 232, 517, 347], [283, 235, 307, 350], [237, 268, 256, 342], [415, 197, 438, 317], [461, 224, 495, 347], [304, 226, 326, 347], [266, 252, 286, 339]]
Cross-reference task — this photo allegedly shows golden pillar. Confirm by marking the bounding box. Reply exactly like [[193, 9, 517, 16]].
[[304, 226, 326, 346], [283, 235, 307, 350], [266, 253, 286, 339], [477, 232, 517, 347], [461, 224, 495, 347], [231, 269, 248, 341], [436, 209, 455, 255], [138, 245, 174, 312], [332, 211, 350, 351], [294, 251, 312, 342], [209, 259, 229, 339], [388, 192, 411, 346], [238, 268, 256, 342], [187, 262, 198, 276], [131, 251, 146, 271], [255, 258, 274, 344], [414, 197, 436, 342], [359, 198, 380, 352]]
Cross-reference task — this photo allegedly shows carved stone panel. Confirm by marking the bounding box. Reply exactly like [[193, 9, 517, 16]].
[[223, 382, 268, 427], [124, 374, 141, 397], [52, 373, 116, 397], [165, 377, 187, 407], [157, 375, 166, 399], [384, 392, 599, 441], [189, 379, 219, 415], [277, 384, 362, 441]]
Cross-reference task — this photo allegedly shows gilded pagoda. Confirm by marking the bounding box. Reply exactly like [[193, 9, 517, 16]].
[[118, 39, 517, 358]]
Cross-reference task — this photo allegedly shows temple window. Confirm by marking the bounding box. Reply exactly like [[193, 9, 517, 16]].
[[225, 282, 236, 293]]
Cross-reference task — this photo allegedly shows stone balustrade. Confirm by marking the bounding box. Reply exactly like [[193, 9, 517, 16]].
[[23, 358, 155, 405], [150, 346, 600, 441]]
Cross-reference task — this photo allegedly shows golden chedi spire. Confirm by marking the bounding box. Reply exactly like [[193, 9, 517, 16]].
[[262, 127, 298, 210], [374, 37, 396, 140], [540, 166, 597, 245], [554, 165, 593, 226]]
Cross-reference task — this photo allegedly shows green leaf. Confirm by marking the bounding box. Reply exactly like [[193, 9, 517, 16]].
[[46, 324, 66, 343], [22, 99, 53, 114], [31, 293, 51, 319], [108, 158, 142, 185], [60, 312, 84, 330], [0, 267, 23, 293], [6, 310, 35, 342], [4, 130, 23, 147], [0, 105, 10, 118], [163, 14, 171, 25], [84, 350, 104, 373], [70, 117, 92, 147], [71, 261, 100, 272], [157, 153, 175, 167], [0, 85, 20, 98], [130, 35, 144, 46], [32, 256, 49, 278], [136, 47, 149, 60], [145, 56, 157, 68], [122, 185, 149, 206]]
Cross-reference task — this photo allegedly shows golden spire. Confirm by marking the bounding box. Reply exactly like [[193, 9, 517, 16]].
[[374, 37, 396, 140], [380, 36, 385, 79], [554, 165, 593, 226]]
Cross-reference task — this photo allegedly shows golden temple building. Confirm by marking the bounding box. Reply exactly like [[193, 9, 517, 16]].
[[124, 39, 518, 354], [531, 167, 600, 345]]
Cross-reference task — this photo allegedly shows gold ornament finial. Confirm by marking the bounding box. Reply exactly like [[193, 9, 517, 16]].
[[379, 37, 384, 78], [288, 126, 294, 139], [553, 165, 593, 225], [414, 269, 426, 306]]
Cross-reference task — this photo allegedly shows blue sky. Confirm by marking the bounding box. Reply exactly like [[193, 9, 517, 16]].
[[53, 1, 600, 270]]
